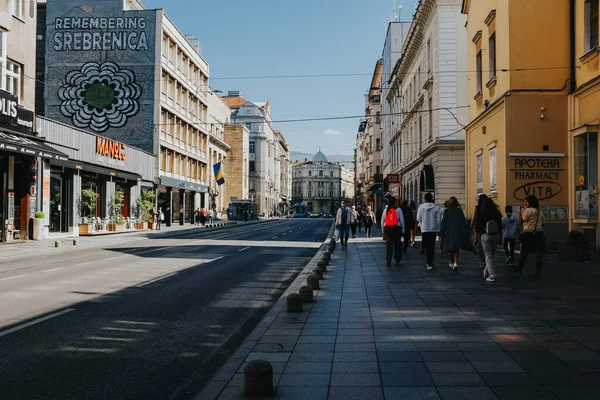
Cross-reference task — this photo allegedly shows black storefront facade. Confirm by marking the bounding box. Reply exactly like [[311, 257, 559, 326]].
[[37, 117, 156, 236], [0, 91, 68, 242]]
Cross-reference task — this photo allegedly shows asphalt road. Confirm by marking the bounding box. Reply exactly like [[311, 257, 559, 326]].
[[0, 218, 332, 400]]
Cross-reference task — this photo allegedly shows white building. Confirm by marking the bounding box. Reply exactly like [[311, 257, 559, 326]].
[[225, 93, 290, 216], [387, 0, 467, 206], [292, 151, 354, 212]]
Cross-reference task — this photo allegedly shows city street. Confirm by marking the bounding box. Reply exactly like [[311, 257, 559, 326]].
[[0, 219, 332, 400]]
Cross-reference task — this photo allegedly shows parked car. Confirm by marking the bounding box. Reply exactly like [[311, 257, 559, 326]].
[[309, 210, 322, 218], [323, 212, 333, 218]]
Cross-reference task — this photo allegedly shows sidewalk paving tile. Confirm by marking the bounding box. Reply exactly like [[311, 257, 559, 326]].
[[208, 233, 600, 400]]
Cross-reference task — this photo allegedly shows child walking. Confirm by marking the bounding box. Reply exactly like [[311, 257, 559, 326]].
[[502, 205, 518, 265]]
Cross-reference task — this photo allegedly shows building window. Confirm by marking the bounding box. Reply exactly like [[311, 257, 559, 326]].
[[309, 171, 312, 177], [249, 161, 255, 172], [249, 141, 255, 153], [376, 138, 381, 151], [575, 132, 599, 219], [488, 33, 496, 80], [427, 39, 432, 74], [376, 165, 381, 175], [428, 96, 433, 141], [330, 171, 334, 177], [476, 51, 482, 94], [245, 122, 252, 131], [588, 0, 600, 51], [12, 0, 23, 19], [319, 170, 323, 177], [5, 59, 22, 100], [375, 112, 381, 124]]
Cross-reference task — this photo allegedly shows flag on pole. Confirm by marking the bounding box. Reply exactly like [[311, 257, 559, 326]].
[[213, 162, 225, 185]]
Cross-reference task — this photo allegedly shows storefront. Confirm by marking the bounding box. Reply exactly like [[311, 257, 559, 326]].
[[38, 117, 156, 236], [157, 176, 208, 226], [0, 91, 68, 242]]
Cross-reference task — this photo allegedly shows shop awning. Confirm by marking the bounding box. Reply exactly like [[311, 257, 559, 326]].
[[50, 158, 141, 181], [0, 131, 68, 160]]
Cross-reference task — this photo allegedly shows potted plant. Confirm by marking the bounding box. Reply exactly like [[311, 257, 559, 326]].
[[79, 188, 100, 235], [32, 211, 46, 240], [135, 189, 155, 230], [558, 230, 590, 262], [108, 190, 126, 232]]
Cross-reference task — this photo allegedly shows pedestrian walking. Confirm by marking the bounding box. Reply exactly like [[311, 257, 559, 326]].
[[364, 206, 376, 238], [357, 208, 364, 232], [472, 194, 489, 269], [156, 207, 164, 230], [409, 201, 418, 247], [244, 209, 249, 222], [151, 205, 158, 230], [439, 200, 449, 256], [400, 200, 415, 253], [416, 193, 441, 270], [336, 201, 354, 248], [350, 206, 359, 238], [195, 208, 201, 226], [473, 197, 502, 282], [209, 209, 215, 225], [382, 197, 405, 267], [439, 197, 466, 270], [516, 195, 545, 279], [502, 205, 519, 265]]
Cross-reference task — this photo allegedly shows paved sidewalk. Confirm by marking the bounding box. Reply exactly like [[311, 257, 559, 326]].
[[200, 229, 600, 400]]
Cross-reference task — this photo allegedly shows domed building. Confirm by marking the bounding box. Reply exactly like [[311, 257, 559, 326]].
[[291, 151, 355, 212]]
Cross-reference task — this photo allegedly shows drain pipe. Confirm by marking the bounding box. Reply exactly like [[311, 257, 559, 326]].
[[570, 0, 576, 92]]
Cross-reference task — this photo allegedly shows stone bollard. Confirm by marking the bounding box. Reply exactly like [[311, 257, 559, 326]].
[[244, 359, 273, 397], [317, 259, 328, 272], [307, 273, 320, 290], [312, 267, 323, 280], [287, 293, 303, 312], [299, 286, 314, 303], [73, 239, 79, 246], [322, 251, 331, 261], [316, 263, 327, 275], [55, 241, 61, 248]]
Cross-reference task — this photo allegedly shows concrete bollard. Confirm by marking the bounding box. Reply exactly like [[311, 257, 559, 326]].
[[299, 286, 314, 303], [322, 252, 331, 261], [316, 263, 327, 275], [312, 267, 323, 280], [307, 273, 320, 290], [317, 260, 328, 272], [55, 241, 61, 248], [244, 359, 273, 397], [287, 293, 303, 312], [73, 239, 79, 246], [317, 258, 328, 268]]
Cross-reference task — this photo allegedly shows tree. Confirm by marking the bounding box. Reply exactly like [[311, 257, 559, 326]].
[[136, 189, 156, 223], [80, 188, 100, 219]]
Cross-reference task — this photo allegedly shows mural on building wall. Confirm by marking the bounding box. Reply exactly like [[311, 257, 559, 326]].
[[58, 62, 142, 133], [45, 0, 157, 153]]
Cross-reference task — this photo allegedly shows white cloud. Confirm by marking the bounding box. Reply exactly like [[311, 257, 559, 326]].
[[324, 129, 341, 136]]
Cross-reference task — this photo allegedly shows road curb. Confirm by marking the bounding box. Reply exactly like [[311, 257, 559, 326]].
[[195, 221, 336, 400]]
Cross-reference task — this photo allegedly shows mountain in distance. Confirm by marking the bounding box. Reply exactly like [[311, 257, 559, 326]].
[[290, 151, 354, 166]]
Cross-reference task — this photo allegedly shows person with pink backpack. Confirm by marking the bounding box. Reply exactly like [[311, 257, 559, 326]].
[[382, 197, 405, 267]]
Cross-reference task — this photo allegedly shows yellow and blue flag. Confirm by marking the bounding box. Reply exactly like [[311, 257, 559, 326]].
[[213, 162, 225, 185]]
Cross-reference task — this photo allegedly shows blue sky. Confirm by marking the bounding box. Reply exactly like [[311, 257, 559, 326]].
[[142, 0, 416, 156]]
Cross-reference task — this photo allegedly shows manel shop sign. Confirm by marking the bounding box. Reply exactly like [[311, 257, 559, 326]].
[[96, 137, 126, 168], [511, 155, 564, 201]]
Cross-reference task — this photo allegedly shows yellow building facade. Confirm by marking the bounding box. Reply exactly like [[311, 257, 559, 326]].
[[569, 0, 600, 248], [462, 0, 571, 247]]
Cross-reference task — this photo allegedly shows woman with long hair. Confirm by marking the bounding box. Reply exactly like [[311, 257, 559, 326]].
[[473, 197, 502, 282], [516, 195, 545, 279], [472, 194, 489, 268], [440, 197, 466, 270]]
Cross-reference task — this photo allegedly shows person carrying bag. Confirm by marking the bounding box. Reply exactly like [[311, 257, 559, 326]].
[[516, 195, 545, 279]]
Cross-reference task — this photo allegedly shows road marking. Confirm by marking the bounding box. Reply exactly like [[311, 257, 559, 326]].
[[75, 261, 93, 266], [0, 309, 75, 337], [238, 247, 251, 252], [272, 236, 278, 239], [282, 233, 287, 236], [0, 275, 25, 282], [87, 336, 136, 343], [42, 268, 64, 273], [102, 327, 148, 333], [207, 256, 225, 263], [115, 320, 156, 326], [136, 272, 177, 287]]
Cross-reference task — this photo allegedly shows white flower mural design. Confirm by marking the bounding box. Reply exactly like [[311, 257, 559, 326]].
[[58, 62, 142, 133]]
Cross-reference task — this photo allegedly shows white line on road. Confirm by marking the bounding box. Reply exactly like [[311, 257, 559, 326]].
[[238, 247, 251, 252], [0, 309, 75, 337], [75, 262, 93, 266], [0, 275, 25, 282], [272, 236, 278, 239], [282, 233, 287, 236], [136, 272, 178, 287], [42, 268, 64, 273], [207, 256, 225, 263]]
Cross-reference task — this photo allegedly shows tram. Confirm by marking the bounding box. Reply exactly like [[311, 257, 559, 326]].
[[293, 203, 309, 218]]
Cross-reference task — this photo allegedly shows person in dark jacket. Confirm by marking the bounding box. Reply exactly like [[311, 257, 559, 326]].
[[473, 196, 502, 282], [400, 200, 415, 253], [439, 197, 466, 270], [472, 194, 488, 268]]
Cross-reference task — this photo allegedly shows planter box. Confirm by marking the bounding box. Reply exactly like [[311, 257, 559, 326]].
[[558, 240, 590, 262], [79, 224, 94, 235], [108, 224, 126, 232], [135, 222, 148, 230]]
